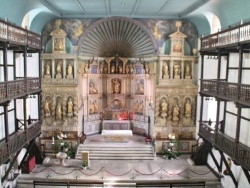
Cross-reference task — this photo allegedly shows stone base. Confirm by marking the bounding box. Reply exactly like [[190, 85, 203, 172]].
[[66, 75, 73, 79], [56, 74, 62, 79]]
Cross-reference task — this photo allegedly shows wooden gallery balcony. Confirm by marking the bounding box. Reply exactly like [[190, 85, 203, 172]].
[[0, 121, 41, 165], [200, 21, 250, 51], [200, 79, 250, 106], [0, 19, 42, 49], [199, 122, 250, 171], [0, 78, 41, 103]]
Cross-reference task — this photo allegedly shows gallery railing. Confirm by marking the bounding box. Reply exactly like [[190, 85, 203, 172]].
[[201, 21, 250, 49], [199, 122, 250, 171], [200, 79, 250, 105], [0, 120, 41, 165], [0, 78, 41, 103], [0, 19, 41, 49]]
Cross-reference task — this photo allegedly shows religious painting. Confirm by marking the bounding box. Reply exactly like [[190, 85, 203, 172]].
[[45, 141, 53, 151], [179, 142, 189, 151]]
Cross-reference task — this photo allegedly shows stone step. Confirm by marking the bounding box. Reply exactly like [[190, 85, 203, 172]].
[[76, 144, 154, 160], [77, 148, 153, 152], [90, 156, 155, 160], [77, 150, 153, 154]]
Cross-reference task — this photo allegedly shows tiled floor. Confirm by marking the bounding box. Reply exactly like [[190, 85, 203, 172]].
[[17, 135, 221, 187]]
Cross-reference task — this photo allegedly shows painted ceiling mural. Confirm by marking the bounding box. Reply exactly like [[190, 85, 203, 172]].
[[41, 18, 198, 57]]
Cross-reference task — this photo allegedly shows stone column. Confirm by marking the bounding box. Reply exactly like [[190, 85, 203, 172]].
[[170, 60, 173, 79], [181, 61, 184, 79]]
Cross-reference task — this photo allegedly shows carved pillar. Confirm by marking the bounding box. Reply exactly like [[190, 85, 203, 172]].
[[63, 59, 66, 78], [160, 60, 163, 79], [181, 61, 184, 79], [52, 59, 55, 78], [170, 60, 173, 79], [192, 60, 195, 79], [74, 59, 77, 79]]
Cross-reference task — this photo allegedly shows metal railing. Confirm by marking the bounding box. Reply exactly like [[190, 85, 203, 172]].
[[0, 121, 41, 165], [0, 19, 41, 49]]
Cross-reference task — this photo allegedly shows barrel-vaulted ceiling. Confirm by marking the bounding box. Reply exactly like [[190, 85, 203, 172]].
[[0, 0, 250, 37], [78, 17, 156, 58]]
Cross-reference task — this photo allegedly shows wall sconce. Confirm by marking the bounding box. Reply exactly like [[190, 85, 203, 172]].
[[22, 53, 33, 58], [28, 95, 36, 98], [205, 97, 213, 100]]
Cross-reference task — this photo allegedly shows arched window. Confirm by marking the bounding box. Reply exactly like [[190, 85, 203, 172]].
[[211, 15, 221, 33]]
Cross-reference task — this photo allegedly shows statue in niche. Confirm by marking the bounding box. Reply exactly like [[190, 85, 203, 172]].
[[135, 100, 139, 113], [119, 65, 123, 74], [56, 61, 62, 78], [173, 64, 180, 78], [54, 38, 64, 51], [136, 81, 144, 94], [185, 63, 191, 78], [99, 63, 103, 74], [89, 82, 98, 94], [138, 100, 144, 114], [93, 100, 98, 113], [112, 79, 120, 94], [45, 63, 51, 76], [160, 98, 168, 118], [111, 64, 115, 73], [56, 102, 62, 120], [103, 65, 108, 74], [67, 98, 73, 116], [130, 65, 134, 74], [162, 63, 169, 78], [44, 99, 51, 116], [125, 65, 130, 74], [172, 105, 180, 122], [89, 101, 94, 114], [184, 100, 192, 118], [67, 63, 73, 76], [173, 41, 182, 53], [145, 64, 150, 74]]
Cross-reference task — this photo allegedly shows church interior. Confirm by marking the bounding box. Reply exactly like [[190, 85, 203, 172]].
[[0, 0, 250, 187]]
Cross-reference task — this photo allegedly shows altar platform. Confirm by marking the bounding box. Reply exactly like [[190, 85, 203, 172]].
[[16, 134, 222, 188]]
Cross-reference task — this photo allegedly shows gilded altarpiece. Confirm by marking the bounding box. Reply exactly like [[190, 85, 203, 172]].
[[154, 22, 198, 153], [41, 22, 78, 152], [79, 56, 153, 136]]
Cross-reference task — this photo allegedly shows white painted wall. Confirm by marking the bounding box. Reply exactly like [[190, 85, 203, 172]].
[[203, 53, 250, 188]]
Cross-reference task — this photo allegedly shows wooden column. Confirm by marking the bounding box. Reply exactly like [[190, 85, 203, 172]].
[[235, 45, 243, 143]]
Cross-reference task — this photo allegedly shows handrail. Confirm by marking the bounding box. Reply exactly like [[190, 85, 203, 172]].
[[0, 19, 42, 49], [0, 120, 41, 165], [201, 21, 250, 50], [200, 79, 250, 105], [0, 77, 41, 102], [198, 121, 250, 171]]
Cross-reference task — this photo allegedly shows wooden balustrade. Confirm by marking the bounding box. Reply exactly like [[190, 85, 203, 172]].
[[199, 122, 250, 171], [201, 21, 250, 50], [200, 79, 250, 105], [215, 133, 237, 157], [0, 78, 41, 102], [0, 19, 41, 49], [0, 121, 41, 165]]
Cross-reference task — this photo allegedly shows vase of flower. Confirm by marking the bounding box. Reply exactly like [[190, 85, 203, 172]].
[[81, 160, 88, 169]]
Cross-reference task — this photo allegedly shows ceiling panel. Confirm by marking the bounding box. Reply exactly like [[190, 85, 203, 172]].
[[78, 0, 107, 15], [109, 0, 136, 15], [39, 0, 207, 18]]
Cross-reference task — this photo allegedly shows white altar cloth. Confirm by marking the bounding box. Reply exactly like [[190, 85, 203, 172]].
[[101, 130, 132, 142]]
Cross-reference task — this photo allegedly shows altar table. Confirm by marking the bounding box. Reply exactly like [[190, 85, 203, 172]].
[[101, 130, 132, 142]]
